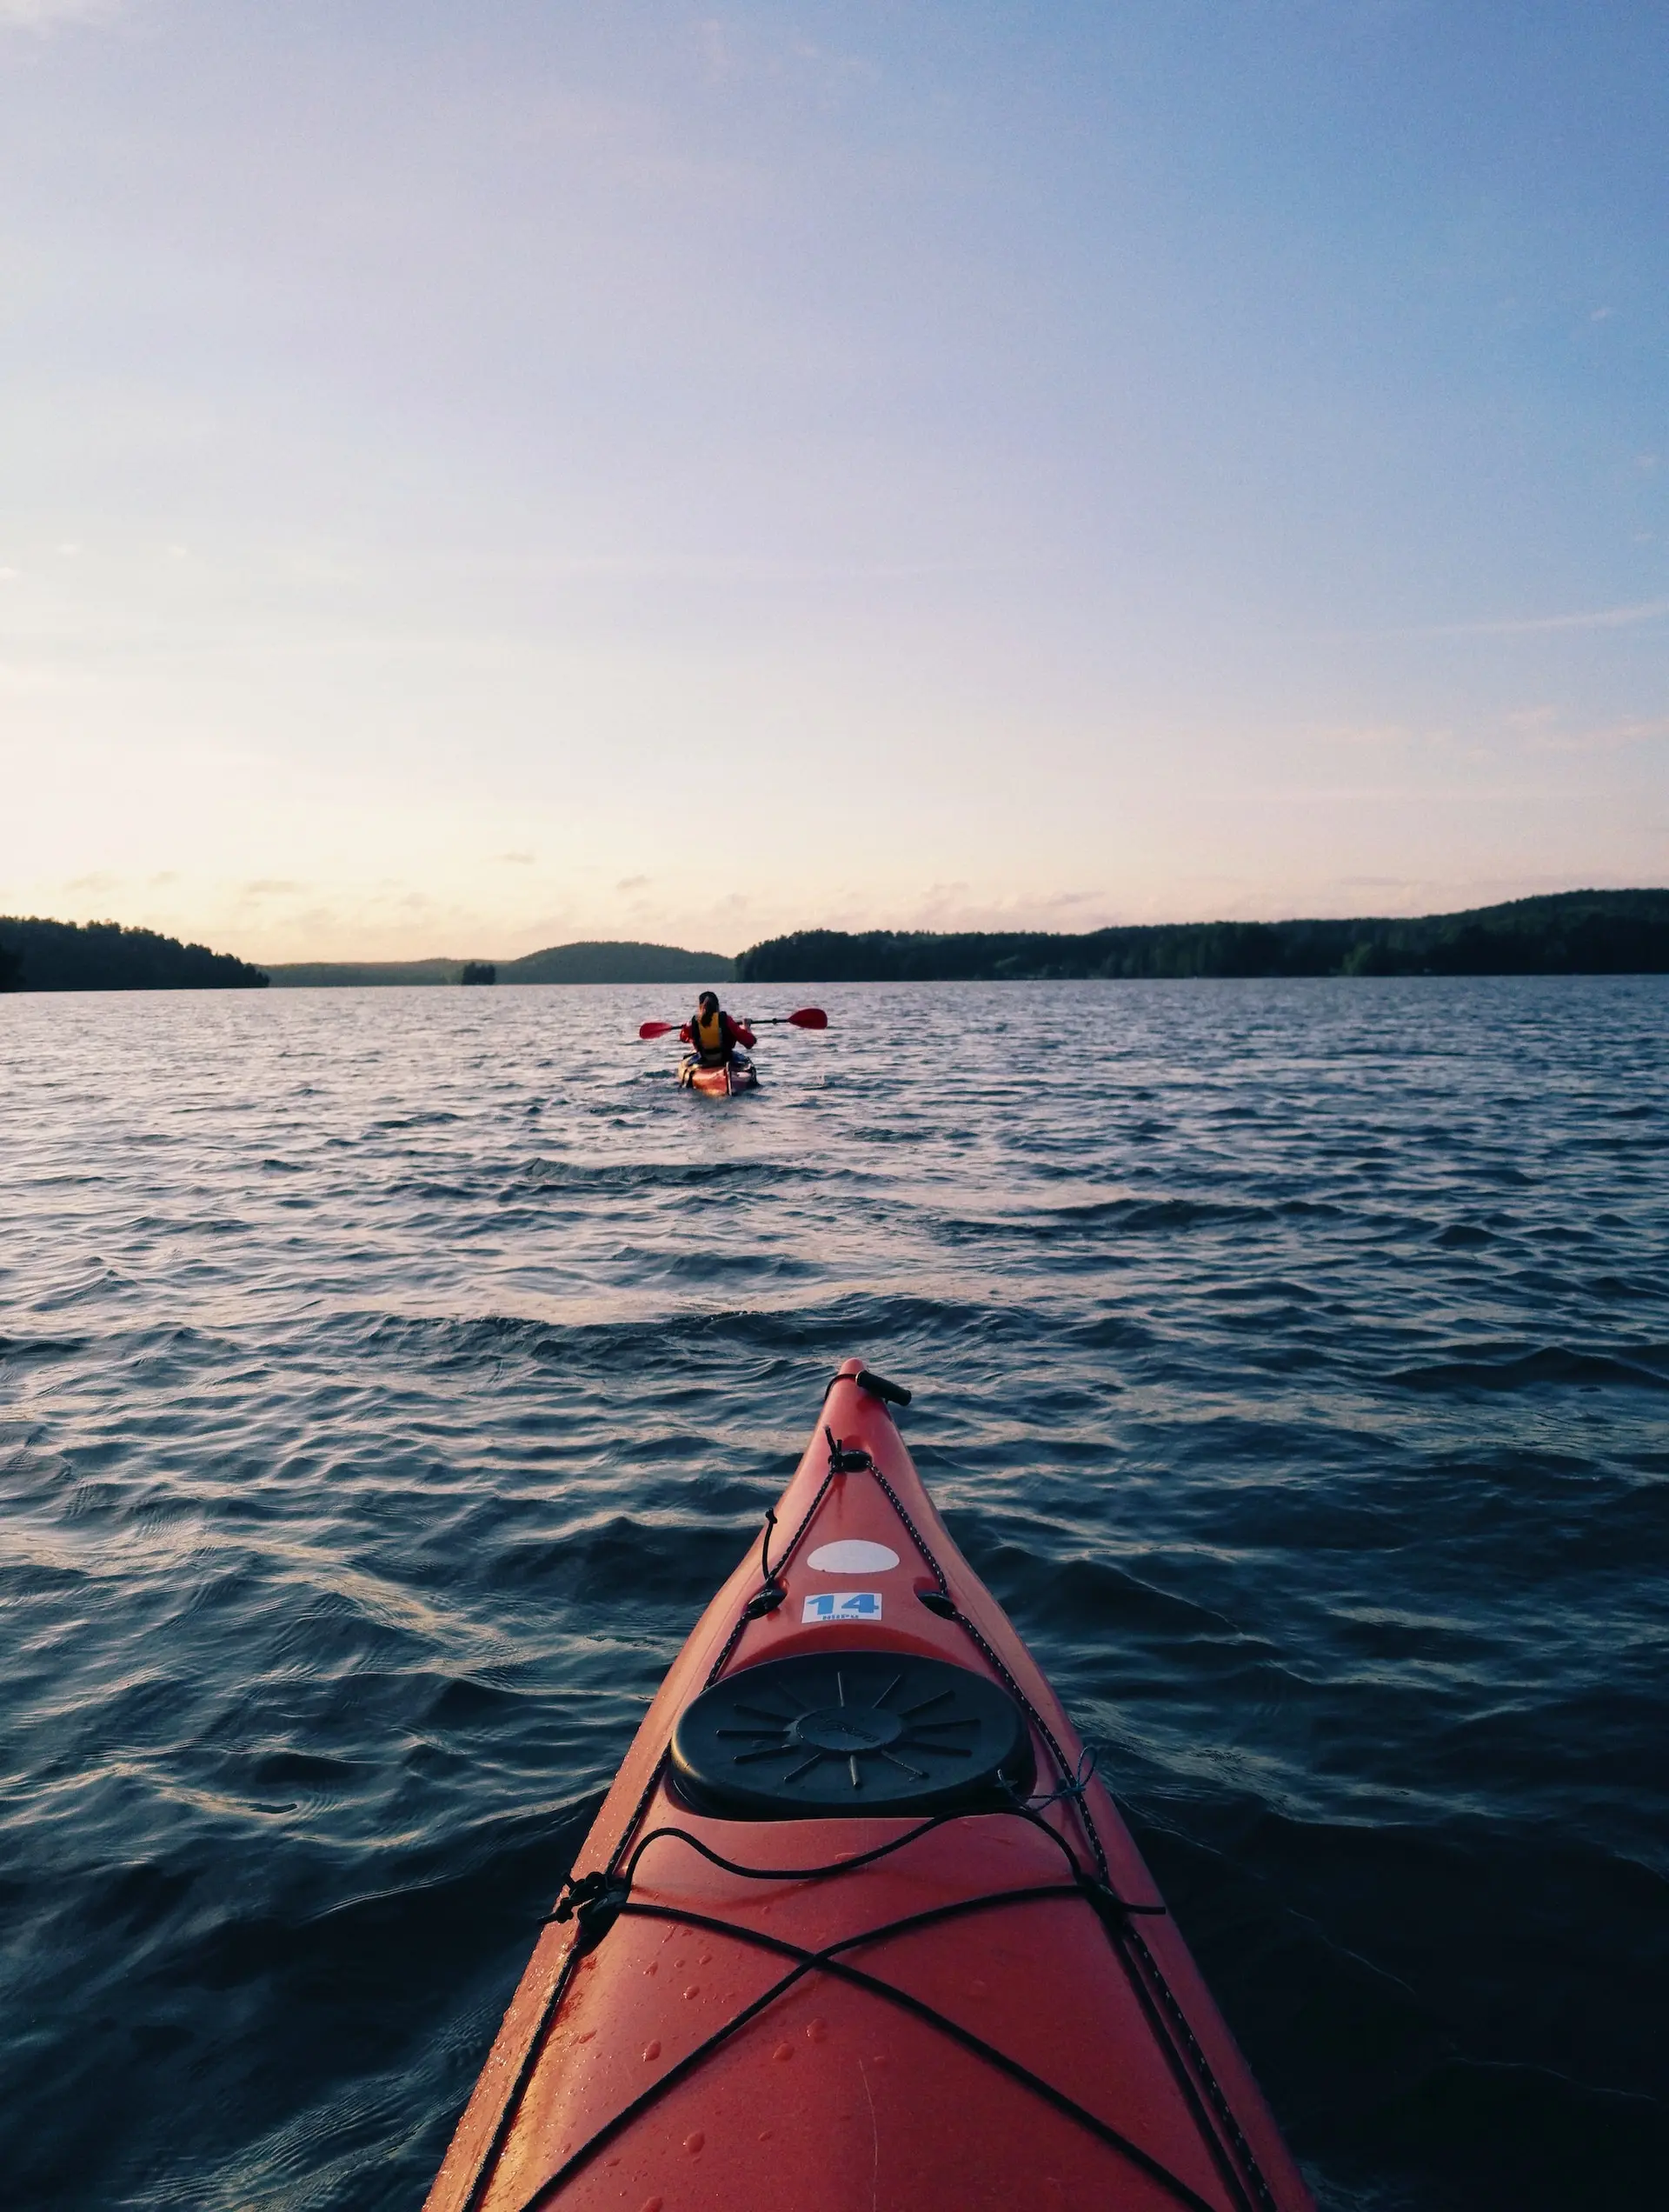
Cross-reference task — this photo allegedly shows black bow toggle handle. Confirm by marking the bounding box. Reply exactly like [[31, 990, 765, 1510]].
[[856, 1368, 912, 1406], [825, 1426, 873, 1476], [549, 1869, 630, 1951]]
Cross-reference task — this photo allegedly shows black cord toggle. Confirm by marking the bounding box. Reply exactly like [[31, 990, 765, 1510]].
[[1028, 1746, 1099, 1809], [1077, 1874, 1167, 1929], [743, 1508, 786, 1616], [825, 1425, 873, 1475], [549, 1869, 631, 1951]]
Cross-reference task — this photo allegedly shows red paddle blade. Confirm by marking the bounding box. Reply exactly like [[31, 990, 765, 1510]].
[[788, 1006, 828, 1029], [638, 1020, 675, 1039]]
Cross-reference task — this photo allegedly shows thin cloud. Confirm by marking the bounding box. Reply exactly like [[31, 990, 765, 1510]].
[[522, 550, 1017, 585], [0, 0, 118, 26], [1526, 715, 1669, 758], [1418, 598, 1669, 638], [499, 850, 535, 865]]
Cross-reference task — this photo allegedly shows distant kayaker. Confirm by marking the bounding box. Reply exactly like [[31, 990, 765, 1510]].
[[682, 990, 756, 1069]]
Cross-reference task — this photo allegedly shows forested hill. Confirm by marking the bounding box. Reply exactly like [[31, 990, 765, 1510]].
[[0, 918, 269, 990], [499, 941, 732, 983], [263, 941, 734, 986], [737, 890, 1669, 983]]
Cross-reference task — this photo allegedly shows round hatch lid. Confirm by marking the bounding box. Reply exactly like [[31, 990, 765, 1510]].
[[670, 1649, 1034, 1820]]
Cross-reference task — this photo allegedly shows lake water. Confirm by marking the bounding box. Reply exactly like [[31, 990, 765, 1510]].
[[3, 977, 1666, 2211]]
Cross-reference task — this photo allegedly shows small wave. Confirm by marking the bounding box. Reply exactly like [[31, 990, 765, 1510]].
[[510, 1153, 824, 1197], [0, 1331, 90, 1367], [945, 1194, 1282, 1239], [1390, 1345, 1669, 1392], [1586, 1272, 1669, 1303]]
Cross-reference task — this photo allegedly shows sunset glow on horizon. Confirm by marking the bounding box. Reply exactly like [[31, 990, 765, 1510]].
[[3, 2, 1666, 962]]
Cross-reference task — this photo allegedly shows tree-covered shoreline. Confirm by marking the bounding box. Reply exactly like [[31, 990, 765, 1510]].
[[0, 918, 269, 991], [737, 889, 1669, 983], [263, 941, 735, 986]]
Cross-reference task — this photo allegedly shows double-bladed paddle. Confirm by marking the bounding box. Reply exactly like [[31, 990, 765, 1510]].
[[637, 1006, 828, 1040]]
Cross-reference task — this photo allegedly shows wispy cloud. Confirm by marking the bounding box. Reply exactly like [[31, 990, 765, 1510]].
[[517, 550, 1017, 586], [498, 849, 535, 865], [1417, 598, 1669, 638], [0, 0, 119, 28], [1524, 714, 1669, 757]]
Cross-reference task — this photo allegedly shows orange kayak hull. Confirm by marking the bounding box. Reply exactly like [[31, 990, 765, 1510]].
[[425, 1361, 1314, 2212], [678, 1055, 758, 1096]]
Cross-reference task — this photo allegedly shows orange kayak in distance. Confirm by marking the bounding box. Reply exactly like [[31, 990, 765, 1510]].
[[677, 1053, 758, 1096], [425, 1359, 1315, 2212]]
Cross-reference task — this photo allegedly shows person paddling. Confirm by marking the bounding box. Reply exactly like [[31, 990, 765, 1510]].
[[682, 990, 756, 1071]]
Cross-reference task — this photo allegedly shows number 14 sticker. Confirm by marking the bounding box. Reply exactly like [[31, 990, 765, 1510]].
[[802, 1591, 882, 1623]]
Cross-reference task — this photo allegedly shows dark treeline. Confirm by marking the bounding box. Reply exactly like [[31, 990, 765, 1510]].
[[0, 918, 269, 991], [738, 889, 1669, 983], [263, 941, 735, 986]]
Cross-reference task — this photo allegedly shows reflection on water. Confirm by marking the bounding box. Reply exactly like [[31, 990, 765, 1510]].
[[2, 977, 1666, 2209]]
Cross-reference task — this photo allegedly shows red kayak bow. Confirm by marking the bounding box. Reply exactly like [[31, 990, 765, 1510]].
[[425, 1361, 1313, 2212]]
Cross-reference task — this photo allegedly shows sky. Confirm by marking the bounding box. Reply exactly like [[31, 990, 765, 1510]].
[[2, 0, 1666, 961]]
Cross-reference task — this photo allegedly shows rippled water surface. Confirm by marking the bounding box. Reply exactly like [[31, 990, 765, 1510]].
[[3, 978, 1666, 2211]]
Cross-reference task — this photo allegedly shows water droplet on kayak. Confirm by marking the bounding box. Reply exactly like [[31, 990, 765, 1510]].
[[642, 1961, 658, 1975], [641, 2198, 664, 2212], [699, 1951, 713, 1965], [683, 1984, 701, 1999], [968, 1977, 988, 1997], [806, 2017, 828, 2043], [772, 2042, 794, 2062], [642, 2040, 661, 2062], [684, 2131, 705, 2155], [575, 2029, 595, 2042]]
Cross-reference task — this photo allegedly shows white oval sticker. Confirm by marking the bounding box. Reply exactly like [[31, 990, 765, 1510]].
[[807, 1539, 901, 1575]]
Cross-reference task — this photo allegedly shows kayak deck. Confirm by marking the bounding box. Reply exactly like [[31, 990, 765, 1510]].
[[425, 1362, 1313, 2212]]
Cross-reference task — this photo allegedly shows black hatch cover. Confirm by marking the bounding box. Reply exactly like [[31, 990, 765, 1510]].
[[670, 1649, 1034, 1820]]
